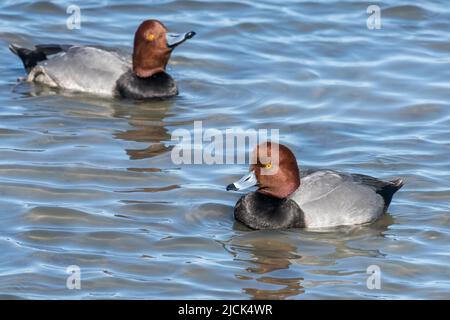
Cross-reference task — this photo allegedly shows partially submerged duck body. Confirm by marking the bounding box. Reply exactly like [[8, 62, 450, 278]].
[[9, 20, 195, 99], [227, 143, 404, 230]]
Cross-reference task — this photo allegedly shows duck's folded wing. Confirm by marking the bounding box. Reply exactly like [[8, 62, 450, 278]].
[[349, 173, 404, 209], [35, 46, 131, 95], [290, 170, 389, 228]]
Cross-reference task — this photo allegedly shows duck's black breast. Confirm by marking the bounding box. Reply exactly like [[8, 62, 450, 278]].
[[116, 70, 178, 100], [234, 192, 305, 230]]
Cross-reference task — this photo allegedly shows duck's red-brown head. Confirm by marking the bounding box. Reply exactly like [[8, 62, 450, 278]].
[[226, 142, 300, 199], [132, 20, 195, 78]]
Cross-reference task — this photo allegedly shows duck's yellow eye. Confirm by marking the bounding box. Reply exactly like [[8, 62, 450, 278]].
[[146, 34, 155, 41], [262, 163, 272, 169]]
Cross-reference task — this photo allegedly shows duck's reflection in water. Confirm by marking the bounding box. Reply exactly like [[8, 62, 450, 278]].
[[113, 100, 173, 161], [109, 99, 186, 196], [227, 214, 394, 299], [16, 88, 173, 163], [227, 229, 305, 299]]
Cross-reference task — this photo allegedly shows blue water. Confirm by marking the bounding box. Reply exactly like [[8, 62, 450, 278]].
[[0, 0, 449, 299]]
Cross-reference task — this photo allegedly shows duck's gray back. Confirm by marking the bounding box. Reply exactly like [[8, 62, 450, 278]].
[[32, 46, 131, 96]]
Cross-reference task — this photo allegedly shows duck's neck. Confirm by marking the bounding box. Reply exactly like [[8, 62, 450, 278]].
[[257, 180, 299, 199]]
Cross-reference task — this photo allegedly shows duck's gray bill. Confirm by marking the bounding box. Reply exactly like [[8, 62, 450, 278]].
[[166, 31, 196, 48], [226, 171, 257, 191]]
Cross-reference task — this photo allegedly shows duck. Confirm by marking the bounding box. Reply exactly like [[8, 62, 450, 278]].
[[8, 20, 195, 99], [226, 142, 404, 230]]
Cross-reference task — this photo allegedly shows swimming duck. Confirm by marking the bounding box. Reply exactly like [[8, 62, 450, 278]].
[[8, 20, 195, 99], [226, 142, 404, 230]]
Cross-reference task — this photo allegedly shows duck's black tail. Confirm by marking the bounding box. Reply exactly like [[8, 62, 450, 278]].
[[9, 43, 47, 73], [378, 178, 404, 209], [8, 43, 71, 73]]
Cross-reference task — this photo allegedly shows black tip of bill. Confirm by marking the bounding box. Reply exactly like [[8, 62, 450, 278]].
[[226, 183, 238, 191], [185, 31, 196, 39]]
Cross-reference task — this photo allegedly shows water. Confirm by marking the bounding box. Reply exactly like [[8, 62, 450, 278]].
[[0, 0, 449, 299]]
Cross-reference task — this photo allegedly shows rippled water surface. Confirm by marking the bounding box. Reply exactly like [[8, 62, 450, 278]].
[[0, 0, 449, 299]]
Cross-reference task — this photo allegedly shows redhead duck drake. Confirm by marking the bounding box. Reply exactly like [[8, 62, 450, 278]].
[[226, 142, 404, 230], [9, 20, 195, 99]]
